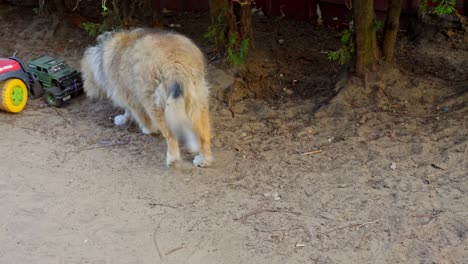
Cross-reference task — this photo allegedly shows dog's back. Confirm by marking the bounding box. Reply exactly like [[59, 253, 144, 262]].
[[102, 30, 207, 103]]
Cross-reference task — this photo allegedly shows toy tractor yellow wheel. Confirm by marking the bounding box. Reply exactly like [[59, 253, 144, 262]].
[[0, 78, 28, 113]]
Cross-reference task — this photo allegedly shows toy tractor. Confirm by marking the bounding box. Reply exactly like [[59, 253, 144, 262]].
[[0, 55, 83, 113], [0, 56, 43, 113], [27, 56, 83, 107]]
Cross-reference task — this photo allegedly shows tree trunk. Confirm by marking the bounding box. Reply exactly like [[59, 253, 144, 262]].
[[382, 0, 402, 63], [38, 0, 51, 15], [149, 0, 159, 27], [231, 0, 254, 48], [208, 0, 230, 50], [208, 0, 254, 50], [37, 0, 67, 16], [354, 0, 378, 75], [52, 0, 66, 14]]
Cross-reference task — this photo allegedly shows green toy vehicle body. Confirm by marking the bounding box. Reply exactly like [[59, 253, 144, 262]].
[[27, 56, 83, 106]]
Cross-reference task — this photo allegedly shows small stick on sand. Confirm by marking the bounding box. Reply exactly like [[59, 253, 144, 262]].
[[237, 209, 302, 223], [301, 150, 322, 156], [153, 222, 163, 260], [165, 245, 184, 256], [52, 108, 72, 125], [355, 220, 380, 230], [149, 203, 177, 209], [319, 219, 381, 237]]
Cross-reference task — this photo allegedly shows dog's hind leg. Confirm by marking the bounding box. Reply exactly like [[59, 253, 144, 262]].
[[151, 108, 181, 167], [192, 107, 213, 167]]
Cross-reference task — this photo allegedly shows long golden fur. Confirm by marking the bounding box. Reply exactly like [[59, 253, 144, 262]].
[[81, 28, 212, 167]]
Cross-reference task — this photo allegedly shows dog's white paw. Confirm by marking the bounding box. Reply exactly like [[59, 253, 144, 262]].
[[114, 114, 128, 126], [141, 126, 151, 135], [166, 151, 181, 167], [193, 155, 212, 167]]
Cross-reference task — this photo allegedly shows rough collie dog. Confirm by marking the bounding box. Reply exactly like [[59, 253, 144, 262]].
[[81, 28, 212, 167]]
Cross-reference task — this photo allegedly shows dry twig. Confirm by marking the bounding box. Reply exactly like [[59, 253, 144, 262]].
[[149, 203, 177, 209], [62, 141, 129, 162], [355, 220, 380, 230], [165, 245, 184, 256], [301, 150, 322, 156], [227, 84, 236, 118], [153, 221, 162, 260], [319, 219, 380, 237], [73, 0, 82, 11], [53, 108, 72, 125], [236, 209, 302, 223]]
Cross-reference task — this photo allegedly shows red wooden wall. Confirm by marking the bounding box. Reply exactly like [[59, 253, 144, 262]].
[[153, 0, 209, 11], [252, 0, 466, 20], [1, 0, 465, 19], [151, 0, 466, 18]]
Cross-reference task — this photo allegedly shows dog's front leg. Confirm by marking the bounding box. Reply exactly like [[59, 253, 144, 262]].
[[192, 108, 213, 167], [114, 109, 152, 134], [114, 109, 130, 126]]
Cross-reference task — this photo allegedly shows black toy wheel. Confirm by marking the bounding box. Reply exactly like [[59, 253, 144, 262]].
[[43, 89, 62, 107], [28, 80, 44, 99]]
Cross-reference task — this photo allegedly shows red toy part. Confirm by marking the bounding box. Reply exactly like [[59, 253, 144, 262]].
[[0, 59, 21, 74]]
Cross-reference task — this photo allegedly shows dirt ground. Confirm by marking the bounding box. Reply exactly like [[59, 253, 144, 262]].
[[1, 5, 467, 264]]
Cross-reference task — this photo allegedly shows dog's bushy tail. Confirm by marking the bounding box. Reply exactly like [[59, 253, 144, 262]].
[[165, 82, 200, 152]]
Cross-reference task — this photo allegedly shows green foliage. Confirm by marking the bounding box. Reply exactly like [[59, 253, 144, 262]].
[[420, 0, 456, 16], [327, 29, 355, 65], [374, 19, 383, 31], [420, 0, 429, 13], [433, 0, 456, 15], [82, 21, 114, 37], [82, 22, 101, 36], [226, 33, 249, 67], [204, 12, 228, 46], [82, 14, 116, 37], [82, 1, 120, 37], [341, 29, 352, 44], [101, 0, 109, 12], [205, 11, 250, 68]]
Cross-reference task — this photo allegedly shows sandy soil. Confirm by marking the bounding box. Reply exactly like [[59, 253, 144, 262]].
[[1, 6, 467, 264]]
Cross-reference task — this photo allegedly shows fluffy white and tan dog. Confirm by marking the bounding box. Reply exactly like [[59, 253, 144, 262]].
[[81, 28, 212, 167]]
